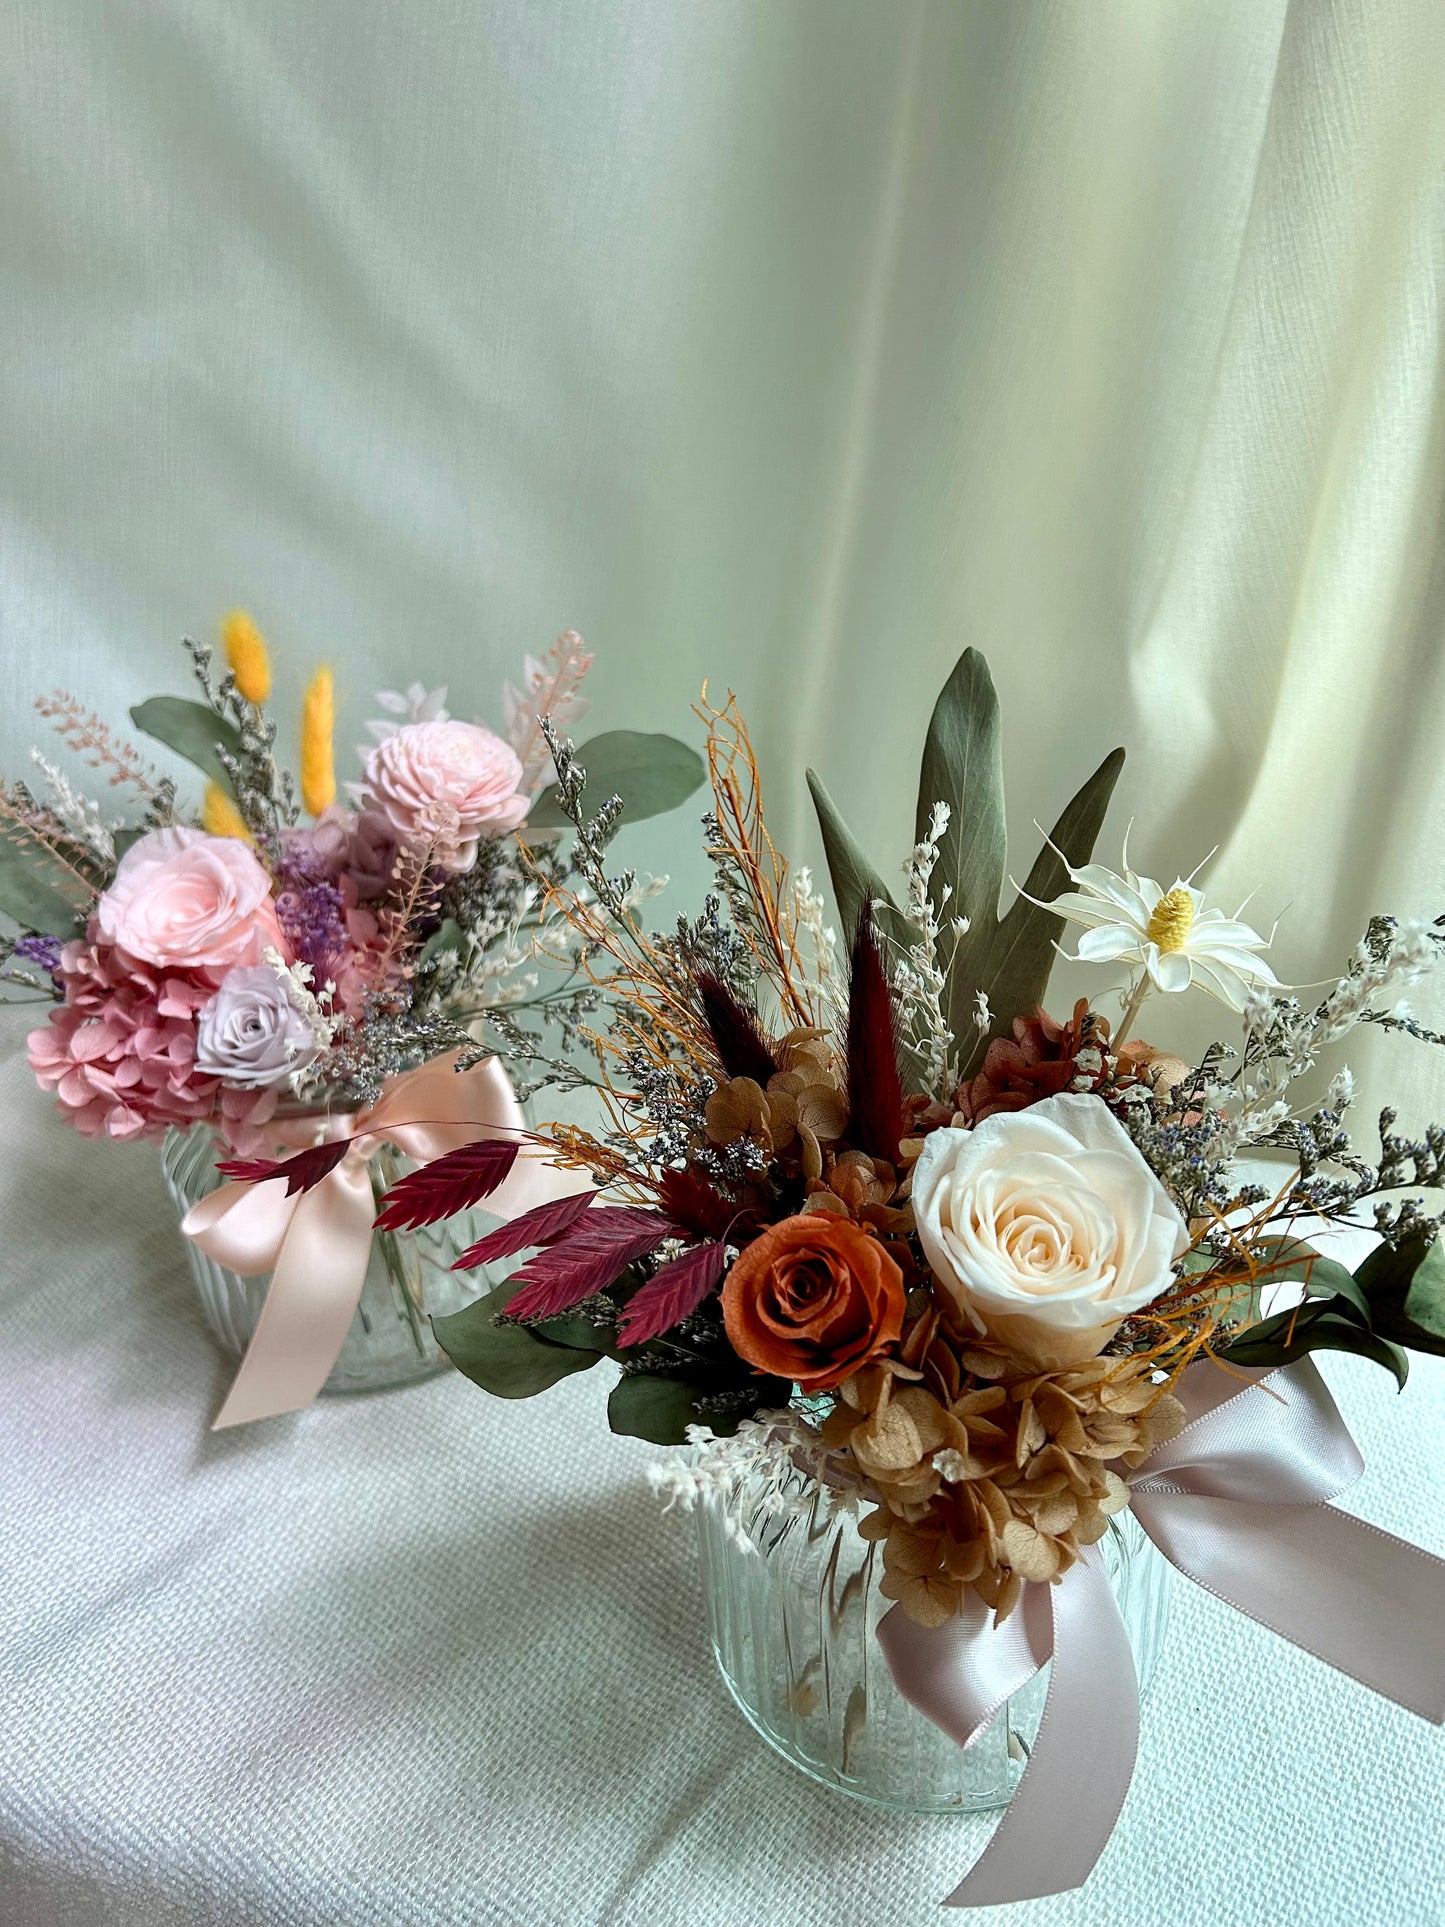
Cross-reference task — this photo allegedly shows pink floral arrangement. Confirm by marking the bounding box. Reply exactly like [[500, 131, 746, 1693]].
[[4, 617, 702, 1154]]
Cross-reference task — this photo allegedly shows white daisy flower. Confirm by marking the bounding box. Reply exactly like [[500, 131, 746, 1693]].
[[1040, 841, 1280, 1012]]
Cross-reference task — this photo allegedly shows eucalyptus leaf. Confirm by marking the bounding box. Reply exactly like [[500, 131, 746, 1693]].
[[607, 1373, 716, 1444], [533, 1308, 617, 1355], [954, 743, 1125, 1078], [528, 730, 704, 829], [1403, 1238, 1445, 1339], [432, 1278, 602, 1398], [130, 698, 244, 793], [1255, 1236, 1370, 1323], [915, 649, 1006, 982], [1218, 1303, 1409, 1389], [0, 848, 87, 937], [805, 769, 915, 957], [1355, 1237, 1445, 1356], [112, 827, 147, 861]]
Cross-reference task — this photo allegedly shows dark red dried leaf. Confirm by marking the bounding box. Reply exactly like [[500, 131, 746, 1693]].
[[505, 1207, 673, 1321], [450, 1188, 597, 1271], [616, 1242, 728, 1348], [656, 1166, 746, 1243], [846, 899, 905, 1163], [696, 971, 778, 1084], [216, 1139, 352, 1196], [374, 1137, 521, 1231]]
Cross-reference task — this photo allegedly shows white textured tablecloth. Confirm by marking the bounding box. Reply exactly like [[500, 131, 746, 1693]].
[[2, 1014, 1444, 1927]]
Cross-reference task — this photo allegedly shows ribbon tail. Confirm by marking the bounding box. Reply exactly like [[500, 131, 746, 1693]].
[[210, 1162, 378, 1430], [877, 1585, 1051, 1748], [946, 1548, 1139, 1909], [1137, 1493, 1445, 1724]]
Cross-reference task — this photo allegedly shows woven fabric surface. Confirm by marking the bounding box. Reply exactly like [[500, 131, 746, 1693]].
[[2, 1013, 1444, 1927]]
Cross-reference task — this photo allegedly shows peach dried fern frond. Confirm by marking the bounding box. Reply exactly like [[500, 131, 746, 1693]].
[[0, 790, 105, 901], [33, 692, 168, 803], [508, 631, 595, 794]]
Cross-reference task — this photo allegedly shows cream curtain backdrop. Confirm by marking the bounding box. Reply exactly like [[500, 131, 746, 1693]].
[[3, 0, 1445, 1102]]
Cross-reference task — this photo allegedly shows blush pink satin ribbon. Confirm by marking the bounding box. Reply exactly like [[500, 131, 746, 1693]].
[[877, 1356, 1445, 1908], [181, 1053, 584, 1429]]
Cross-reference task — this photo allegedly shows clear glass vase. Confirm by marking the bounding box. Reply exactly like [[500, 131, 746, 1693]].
[[160, 1121, 509, 1396], [697, 1459, 1169, 1814]]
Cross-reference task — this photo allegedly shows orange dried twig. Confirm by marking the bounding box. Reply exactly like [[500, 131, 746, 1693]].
[[694, 688, 814, 1028]]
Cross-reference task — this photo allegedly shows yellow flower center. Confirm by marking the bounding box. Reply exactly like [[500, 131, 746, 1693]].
[[1145, 887, 1196, 954]]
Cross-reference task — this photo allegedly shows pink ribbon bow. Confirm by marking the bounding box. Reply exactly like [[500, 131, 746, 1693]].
[[182, 1053, 581, 1429], [877, 1356, 1445, 1908]]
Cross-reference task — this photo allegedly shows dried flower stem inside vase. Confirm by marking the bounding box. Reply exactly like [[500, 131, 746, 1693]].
[[697, 1457, 1169, 1814]]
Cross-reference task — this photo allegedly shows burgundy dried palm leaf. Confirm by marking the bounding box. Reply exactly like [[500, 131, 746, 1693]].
[[505, 1207, 674, 1321], [845, 899, 905, 1163], [616, 1242, 728, 1347], [695, 970, 779, 1084], [217, 1139, 353, 1196], [373, 1138, 521, 1231], [451, 1188, 596, 1272]]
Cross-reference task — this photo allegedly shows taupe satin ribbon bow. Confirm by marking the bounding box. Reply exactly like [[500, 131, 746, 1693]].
[[182, 1052, 581, 1429], [877, 1356, 1445, 1908]]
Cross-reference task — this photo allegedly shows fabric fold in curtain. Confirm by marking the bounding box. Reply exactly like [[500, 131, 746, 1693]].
[[2, 0, 1443, 1110]]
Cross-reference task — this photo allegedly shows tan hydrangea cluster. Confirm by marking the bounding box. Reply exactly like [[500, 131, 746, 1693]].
[[704, 1027, 848, 1179], [820, 1304, 1186, 1626]]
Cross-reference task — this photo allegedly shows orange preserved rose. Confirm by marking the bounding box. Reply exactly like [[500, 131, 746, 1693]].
[[721, 1214, 906, 1392]]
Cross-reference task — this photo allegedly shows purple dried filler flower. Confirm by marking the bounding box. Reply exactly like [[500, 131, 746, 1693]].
[[11, 935, 64, 980], [275, 876, 349, 988]]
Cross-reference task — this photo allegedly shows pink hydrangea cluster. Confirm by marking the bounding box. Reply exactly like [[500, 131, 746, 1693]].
[[27, 938, 280, 1147], [27, 826, 301, 1151]]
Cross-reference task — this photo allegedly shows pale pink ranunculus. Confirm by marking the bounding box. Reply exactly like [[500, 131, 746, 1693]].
[[95, 826, 284, 977], [361, 719, 528, 873]]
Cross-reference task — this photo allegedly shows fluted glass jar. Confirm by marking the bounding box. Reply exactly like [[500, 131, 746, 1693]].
[[697, 1456, 1169, 1813], [160, 1121, 508, 1395]]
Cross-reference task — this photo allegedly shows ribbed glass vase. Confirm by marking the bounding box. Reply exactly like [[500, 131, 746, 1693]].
[[697, 1458, 1169, 1814], [160, 1121, 507, 1396]]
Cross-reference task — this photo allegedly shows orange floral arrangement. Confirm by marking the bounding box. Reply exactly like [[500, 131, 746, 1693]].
[[337, 645, 1445, 1635], [347, 645, 1445, 1909]]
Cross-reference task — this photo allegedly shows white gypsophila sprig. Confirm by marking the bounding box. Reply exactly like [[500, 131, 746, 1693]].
[[261, 946, 338, 1091], [789, 865, 846, 1020], [891, 800, 959, 1098], [29, 751, 121, 863], [646, 1409, 851, 1553], [1222, 918, 1439, 1148]]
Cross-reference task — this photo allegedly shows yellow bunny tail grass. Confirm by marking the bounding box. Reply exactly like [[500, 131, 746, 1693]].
[[201, 781, 252, 842], [221, 610, 273, 705], [301, 667, 336, 816]]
